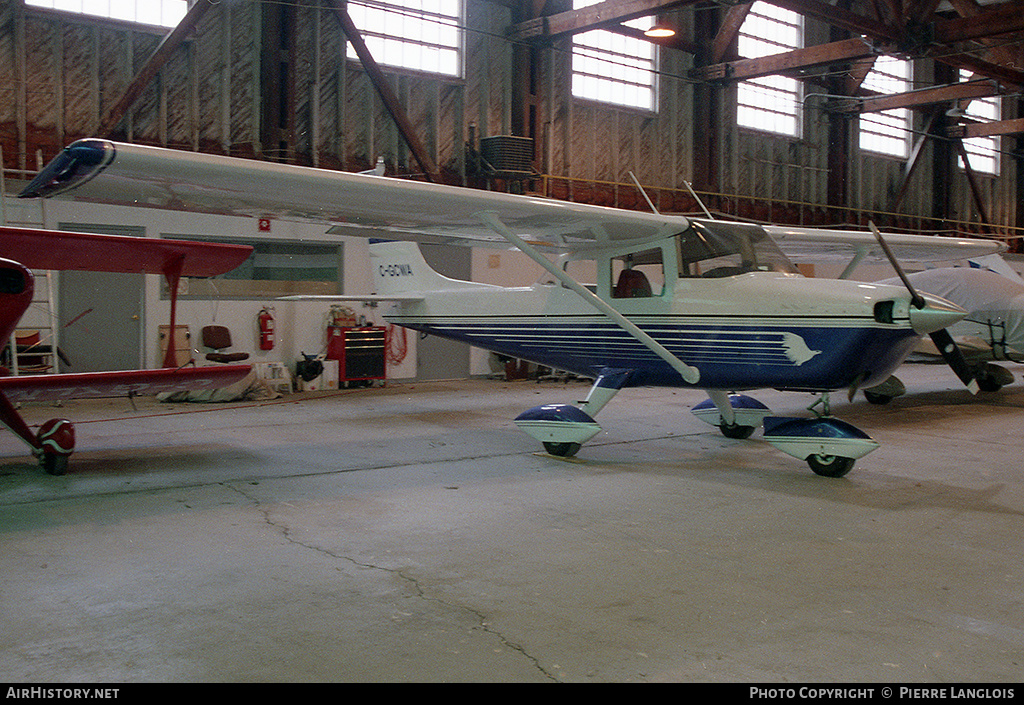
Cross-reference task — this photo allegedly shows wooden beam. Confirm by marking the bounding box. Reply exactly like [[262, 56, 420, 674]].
[[829, 79, 1005, 113], [761, 0, 898, 41], [905, 0, 943, 25], [873, 0, 903, 26], [762, 0, 1024, 90], [712, 3, 753, 63], [955, 138, 992, 228], [98, 0, 213, 137], [892, 108, 941, 209], [826, 2, 854, 216], [692, 36, 879, 82], [933, 0, 1024, 44], [769, 0, 1024, 48], [932, 52, 1024, 89], [946, 0, 1018, 67], [327, 1, 440, 182], [948, 117, 1024, 139], [691, 7, 721, 199], [845, 56, 877, 93], [508, 0, 698, 41], [605, 23, 700, 53]]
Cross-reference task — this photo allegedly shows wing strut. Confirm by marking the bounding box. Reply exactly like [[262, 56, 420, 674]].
[[162, 254, 185, 368], [838, 245, 869, 280], [475, 211, 701, 385]]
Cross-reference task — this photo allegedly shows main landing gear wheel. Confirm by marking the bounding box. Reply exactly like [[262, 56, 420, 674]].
[[41, 452, 69, 476], [719, 422, 756, 439], [974, 363, 1014, 392], [807, 454, 855, 478], [35, 418, 74, 476], [543, 441, 582, 458], [863, 390, 894, 405]]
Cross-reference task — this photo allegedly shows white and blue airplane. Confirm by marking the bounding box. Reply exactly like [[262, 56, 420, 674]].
[[20, 139, 1003, 477]]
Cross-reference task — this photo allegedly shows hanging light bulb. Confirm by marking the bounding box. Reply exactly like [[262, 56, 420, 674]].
[[644, 25, 676, 38]]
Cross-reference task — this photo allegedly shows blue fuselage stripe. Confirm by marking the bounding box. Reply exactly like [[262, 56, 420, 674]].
[[388, 315, 919, 391]]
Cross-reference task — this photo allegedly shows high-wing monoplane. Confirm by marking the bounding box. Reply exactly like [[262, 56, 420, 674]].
[[0, 225, 253, 474], [19, 139, 1005, 477]]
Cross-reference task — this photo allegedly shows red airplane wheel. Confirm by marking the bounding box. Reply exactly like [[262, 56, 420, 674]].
[[37, 418, 74, 476], [41, 452, 69, 476]]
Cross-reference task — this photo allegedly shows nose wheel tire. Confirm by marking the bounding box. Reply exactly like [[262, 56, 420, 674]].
[[807, 453, 854, 478], [543, 442, 582, 458], [719, 422, 756, 439]]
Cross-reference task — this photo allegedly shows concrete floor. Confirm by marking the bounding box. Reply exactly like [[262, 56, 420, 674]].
[[1, 363, 1022, 683]]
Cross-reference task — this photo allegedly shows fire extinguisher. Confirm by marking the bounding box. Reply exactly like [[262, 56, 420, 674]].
[[258, 307, 275, 350]]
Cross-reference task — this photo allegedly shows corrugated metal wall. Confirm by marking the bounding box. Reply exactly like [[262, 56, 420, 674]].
[[0, 0, 1018, 239]]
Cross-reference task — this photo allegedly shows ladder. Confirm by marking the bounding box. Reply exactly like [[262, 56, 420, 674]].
[[11, 269, 60, 375], [2, 150, 60, 375]]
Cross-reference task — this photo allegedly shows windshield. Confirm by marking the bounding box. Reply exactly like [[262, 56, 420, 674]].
[[679, 219, 799, 277]]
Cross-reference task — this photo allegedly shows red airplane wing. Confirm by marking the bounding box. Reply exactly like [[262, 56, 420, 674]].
[[0, 365, 252, 403], [0, 226, 251, 277]]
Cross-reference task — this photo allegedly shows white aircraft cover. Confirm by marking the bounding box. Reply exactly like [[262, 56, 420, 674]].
[[879, 268, 1024, 355]]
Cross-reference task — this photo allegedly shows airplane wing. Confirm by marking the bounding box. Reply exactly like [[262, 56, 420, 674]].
[[0, 225, 252, 277], [19, 139, 691, 251], [0, 365, 252, 403], [764, 225, 1004, 265], [21, 140, 1005, 268]]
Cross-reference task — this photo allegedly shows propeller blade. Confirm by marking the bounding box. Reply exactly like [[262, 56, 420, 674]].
[[868, 222, 977, 393], [929, 327, 979, 394], [868, 221, 925, 309]]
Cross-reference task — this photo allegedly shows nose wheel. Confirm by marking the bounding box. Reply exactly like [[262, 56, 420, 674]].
[[806, 453, 855, 478], [543, 441, 582, 458]]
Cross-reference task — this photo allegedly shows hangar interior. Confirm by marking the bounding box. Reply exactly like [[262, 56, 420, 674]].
[[2, 0, 1024, 683]]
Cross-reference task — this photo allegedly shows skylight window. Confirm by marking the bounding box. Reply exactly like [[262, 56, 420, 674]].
[[736, 2, 802, 137], [346, 0, 463, 78], [25, 0, 188, 27], [571, 0, 657, 111], [859, 56, 912, 158]]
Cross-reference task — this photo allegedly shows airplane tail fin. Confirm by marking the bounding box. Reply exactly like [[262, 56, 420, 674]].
[[369, 241, 494, 296]]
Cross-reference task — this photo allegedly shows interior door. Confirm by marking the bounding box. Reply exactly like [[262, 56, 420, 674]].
[[57, 224, 144, 372]]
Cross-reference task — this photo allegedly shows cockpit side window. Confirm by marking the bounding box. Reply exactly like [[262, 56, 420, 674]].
[[610, 247, 665, 298]]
